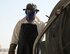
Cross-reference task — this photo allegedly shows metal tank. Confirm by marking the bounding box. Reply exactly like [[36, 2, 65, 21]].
[[33, 0, 70, 54]]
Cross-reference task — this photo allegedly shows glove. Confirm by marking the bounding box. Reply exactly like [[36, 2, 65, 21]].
[[8, 50, 15, 54], [8, 44, 17, 54]]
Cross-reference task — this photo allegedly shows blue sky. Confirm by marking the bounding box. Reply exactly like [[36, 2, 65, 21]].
[[0, 0, 59, 48]]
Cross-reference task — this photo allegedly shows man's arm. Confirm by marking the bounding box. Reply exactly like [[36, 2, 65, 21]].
[[8, 21, 21, 54]]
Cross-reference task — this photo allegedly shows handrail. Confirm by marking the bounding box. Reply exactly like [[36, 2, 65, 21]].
[[33, 1, 70, 54]]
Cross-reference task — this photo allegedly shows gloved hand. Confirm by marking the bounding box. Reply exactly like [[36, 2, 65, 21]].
[[8, 50, 15, 54], [8, 44, 17, 54]]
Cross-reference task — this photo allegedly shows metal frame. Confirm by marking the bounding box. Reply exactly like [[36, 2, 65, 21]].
[[33, 0, 70, 54]]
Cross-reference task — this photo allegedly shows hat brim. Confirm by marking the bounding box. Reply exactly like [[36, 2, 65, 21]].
[[23, 9, 39, 12]]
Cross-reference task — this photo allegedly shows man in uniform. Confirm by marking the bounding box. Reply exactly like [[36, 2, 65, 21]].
[[8, 3, 45, 54]]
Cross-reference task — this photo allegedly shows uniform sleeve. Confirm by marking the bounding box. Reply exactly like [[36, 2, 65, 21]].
[[40, 22, 46, 41], [38, 21, 45, 35], [10, 21, 21, 44], [41, 22, 45, 31]]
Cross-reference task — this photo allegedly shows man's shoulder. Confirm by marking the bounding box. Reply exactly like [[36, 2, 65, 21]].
[[17, 17, 26, 24], [36, 16, 44, 22], [35, 16, 45, 25]]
